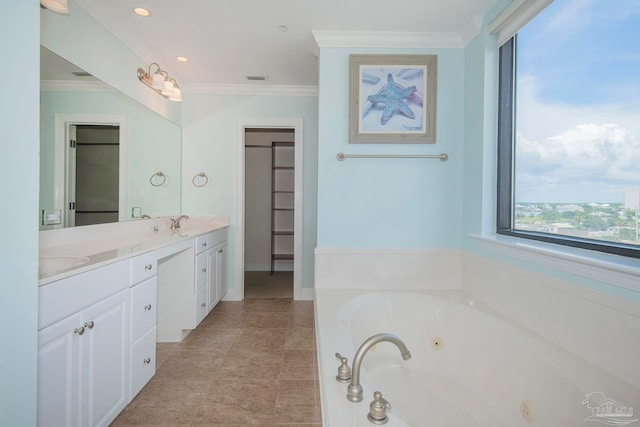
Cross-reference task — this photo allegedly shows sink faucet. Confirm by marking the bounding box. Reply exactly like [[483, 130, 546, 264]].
[[346, 333, 411, 403], [170, 214, 189, 230]]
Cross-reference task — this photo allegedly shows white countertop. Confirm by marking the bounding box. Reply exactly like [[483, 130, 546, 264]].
[[39, 216, 229, 286]]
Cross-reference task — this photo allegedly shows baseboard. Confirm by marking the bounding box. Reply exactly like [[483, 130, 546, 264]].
[[221, 288, 241, 301], [296, 287, 315, 301]]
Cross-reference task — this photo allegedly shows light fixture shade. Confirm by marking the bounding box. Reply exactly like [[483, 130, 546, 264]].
[[41, 0, 69, 14], [151, 72, 165, 90], [161, 79, 175, 96], [168, 87, 182, 102]]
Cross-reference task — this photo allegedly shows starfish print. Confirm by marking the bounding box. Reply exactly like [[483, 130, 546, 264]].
[[367, 73, 416, 126]]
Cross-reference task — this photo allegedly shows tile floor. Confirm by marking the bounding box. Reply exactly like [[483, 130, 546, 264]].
[[111, 298, 321, 427], [244, 271, 294, 299]]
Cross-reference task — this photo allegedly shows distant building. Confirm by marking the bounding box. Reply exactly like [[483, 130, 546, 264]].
[[624, 189, 640, 211]]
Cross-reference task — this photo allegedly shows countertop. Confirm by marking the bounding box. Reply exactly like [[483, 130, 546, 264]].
[[39, 216, 229, 286]]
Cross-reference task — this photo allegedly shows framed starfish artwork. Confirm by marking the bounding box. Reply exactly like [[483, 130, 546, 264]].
[[349, 54, 437, 144]]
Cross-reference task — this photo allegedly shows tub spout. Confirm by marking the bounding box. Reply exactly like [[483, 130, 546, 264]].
[[347, 333, 411, 403]]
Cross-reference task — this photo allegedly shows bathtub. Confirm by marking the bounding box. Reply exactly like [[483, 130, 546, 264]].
[[314, 290, 640, 427]]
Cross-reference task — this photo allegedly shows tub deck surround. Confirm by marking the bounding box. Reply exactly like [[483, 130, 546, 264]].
[[38, 216, 229, 285], [315, 290, 640, 427]]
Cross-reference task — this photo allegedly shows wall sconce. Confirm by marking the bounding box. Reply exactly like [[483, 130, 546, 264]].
[[137, 63, 182, 102]]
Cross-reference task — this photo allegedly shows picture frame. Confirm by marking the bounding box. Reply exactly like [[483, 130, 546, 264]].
[[349, 54, 437, 144]]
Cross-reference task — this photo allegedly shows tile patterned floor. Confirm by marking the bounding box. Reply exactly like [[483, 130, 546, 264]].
[[111, 298, 321, 427]]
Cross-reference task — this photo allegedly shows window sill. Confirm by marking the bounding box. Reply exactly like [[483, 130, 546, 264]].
[[467, 234, 640, 294]]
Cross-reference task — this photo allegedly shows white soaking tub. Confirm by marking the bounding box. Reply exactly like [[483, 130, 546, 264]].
[[314, 290, 640, 427]]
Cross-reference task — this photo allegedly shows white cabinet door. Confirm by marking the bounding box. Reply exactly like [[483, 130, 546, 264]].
[[129, 326, 156, 399], [216, 242, 228, 301], [206, 248, 218, 312], [195, 285, 207, 326], [81, 289, 129, 427], [38, 313, 81, 427]]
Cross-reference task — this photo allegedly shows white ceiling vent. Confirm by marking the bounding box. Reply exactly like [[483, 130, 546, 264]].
[[246, 75, 268, 81]]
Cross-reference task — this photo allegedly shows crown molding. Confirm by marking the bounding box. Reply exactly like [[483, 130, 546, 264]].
[[183, 83, 318, 97], [40, 80, 116, 92], [312, 30, 465, 48], [460, 16, 485, 45]]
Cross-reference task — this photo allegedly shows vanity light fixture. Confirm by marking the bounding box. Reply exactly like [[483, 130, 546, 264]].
[[137, 63, 182, 102], [41, 0, 69, 14]]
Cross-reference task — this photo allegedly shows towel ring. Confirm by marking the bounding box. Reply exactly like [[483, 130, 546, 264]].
[[150, 171, 166, 187], [192, 172, 209, 187]]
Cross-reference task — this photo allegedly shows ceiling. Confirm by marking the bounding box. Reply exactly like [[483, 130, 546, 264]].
[[62, 0, 499, 88]]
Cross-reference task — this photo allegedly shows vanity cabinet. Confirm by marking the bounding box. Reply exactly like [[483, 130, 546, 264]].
[[198, 229, 227, 315], [38, 288, 129, 427], [128, 253, 158, 399]]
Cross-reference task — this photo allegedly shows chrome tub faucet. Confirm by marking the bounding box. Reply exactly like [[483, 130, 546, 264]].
[[347, 333, 411, 403]]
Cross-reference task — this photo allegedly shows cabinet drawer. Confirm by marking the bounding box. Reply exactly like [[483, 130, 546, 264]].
[[130, 277, 157, 342], [195, 252, 208, 289], [130, 252, 157, 285], [195, 285, 207, 326], [194, 233, 211, 254], [39, 260, 129, 330], [209, 228, 227, 247], [129, 326, 156, 400]]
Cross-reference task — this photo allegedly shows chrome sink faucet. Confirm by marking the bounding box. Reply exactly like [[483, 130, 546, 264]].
[[347, 333, 411, 403], [170, 214, 189, 230]]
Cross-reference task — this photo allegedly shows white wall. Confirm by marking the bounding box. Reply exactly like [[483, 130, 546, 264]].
[[181, 93, 318, 291], [0, 3, 39, 426]]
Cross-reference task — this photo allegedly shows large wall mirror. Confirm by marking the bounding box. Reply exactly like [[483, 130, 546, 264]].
[[40, 47, 182, 230]]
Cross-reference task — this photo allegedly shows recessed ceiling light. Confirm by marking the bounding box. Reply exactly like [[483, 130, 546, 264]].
[[133, 7, 150, 17], [176, 56, 189, 62]]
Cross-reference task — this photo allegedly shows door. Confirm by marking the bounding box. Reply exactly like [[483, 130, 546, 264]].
[[66, 124, 120, 227], [81, 290, 129, 427], [38, 314, 81, 427], [207, 248, 218, 312]]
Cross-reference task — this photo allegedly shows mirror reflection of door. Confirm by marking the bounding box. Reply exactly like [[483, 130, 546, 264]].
[[66, 124, 120, 227]]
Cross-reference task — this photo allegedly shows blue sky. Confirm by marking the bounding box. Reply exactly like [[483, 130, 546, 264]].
[[514, 0, 640, 203]]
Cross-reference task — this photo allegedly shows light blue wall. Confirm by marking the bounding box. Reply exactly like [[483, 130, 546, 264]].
[[181, 93, 318, 289], [461, 1, 640, 302], [317, 48, 465, 248], [0, 3, 39, 426], [40, 89, 182, 223]]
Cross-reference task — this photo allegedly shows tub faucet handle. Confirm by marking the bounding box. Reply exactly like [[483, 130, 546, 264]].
[[335, 352, 352, 383], [368, 391, 391, 425]]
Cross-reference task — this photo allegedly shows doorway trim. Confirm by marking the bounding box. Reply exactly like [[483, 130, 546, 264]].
[[53, 114, 128, 227], [234, 118, 304, 301]]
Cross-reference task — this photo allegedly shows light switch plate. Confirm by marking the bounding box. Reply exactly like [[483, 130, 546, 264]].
[[42, 209, 61, 225], [132, 207, 142, 218]]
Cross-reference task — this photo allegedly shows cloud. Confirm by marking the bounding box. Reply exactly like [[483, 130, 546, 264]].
[[515, 77, 640, 202]]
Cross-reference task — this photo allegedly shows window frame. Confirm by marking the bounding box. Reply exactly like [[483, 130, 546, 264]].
[[496, 37, 640, 259]]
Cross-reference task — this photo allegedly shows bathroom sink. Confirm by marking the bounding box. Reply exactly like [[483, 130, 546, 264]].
[[39, 255, 90, 275]]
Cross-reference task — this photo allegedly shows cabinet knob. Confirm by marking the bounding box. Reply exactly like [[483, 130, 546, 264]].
[[74, 326, 85, 336], [143, 357, 151, 365], [202, 242, 207, 247], [144, 264, 153, 271], [218, 249, 223, 253], [201, 302, 206, 307], [144, 304, 152, 311], [84, 321, 94, 329], [202, 268, 206, 273]]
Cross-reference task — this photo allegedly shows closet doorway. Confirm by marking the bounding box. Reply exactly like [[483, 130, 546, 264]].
[[52, 114, 128, 229], [235, 118, 303, 301], [244, 129, 294, 298]]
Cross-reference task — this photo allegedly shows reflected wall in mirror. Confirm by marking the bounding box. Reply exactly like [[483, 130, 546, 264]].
[[40, 47, 182, 229]]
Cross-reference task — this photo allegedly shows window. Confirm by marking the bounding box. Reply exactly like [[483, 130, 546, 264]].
[[497, 0, 640, 258]]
